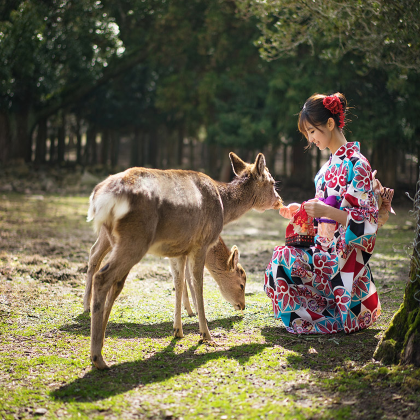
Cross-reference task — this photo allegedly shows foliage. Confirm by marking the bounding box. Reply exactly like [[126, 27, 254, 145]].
[[236, 0, 420, 71]]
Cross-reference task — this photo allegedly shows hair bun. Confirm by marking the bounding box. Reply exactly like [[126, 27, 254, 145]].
[[333, 92, 347, 114]]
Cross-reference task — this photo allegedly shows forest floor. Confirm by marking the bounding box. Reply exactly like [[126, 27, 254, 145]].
[[1, 186, 420, 420]]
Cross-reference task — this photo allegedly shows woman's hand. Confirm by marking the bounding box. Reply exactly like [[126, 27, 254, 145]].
[[279, 202, 300, 219], [304, 198, 348, 225], [303, 198, 329, 219]]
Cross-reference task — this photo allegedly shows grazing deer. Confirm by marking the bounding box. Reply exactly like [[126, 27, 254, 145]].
[[87, 152, 282, 369], [83, 234, 247, 316], [181, 236, 246, 316]]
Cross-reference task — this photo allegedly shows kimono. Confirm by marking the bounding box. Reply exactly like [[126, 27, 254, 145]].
[[264, 142, 380, 334]]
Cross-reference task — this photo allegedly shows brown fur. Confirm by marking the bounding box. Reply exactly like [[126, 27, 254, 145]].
[[182, 236, 246, 316], [87, 152, 282, 369]]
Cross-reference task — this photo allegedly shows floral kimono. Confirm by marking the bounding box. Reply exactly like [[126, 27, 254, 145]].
[[264, 142, 380, 334]]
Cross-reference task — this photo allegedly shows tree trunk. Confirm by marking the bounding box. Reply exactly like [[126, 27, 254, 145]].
[[110, 131, 120, 169], [76, 117, 82, 165], [149, 128, 158, 168], [219, 147, 233, 182], [290, 140, 312, 188], [35, 117, 47, 164], [13, 104, 31, 162], [49, 131, 57, 163], [374, 177, 420, 366], [177, 127, 184, 167], [57, 113, 66, 164], [0, 111, 11, 164], [130, 128, 141, 167], [84, 126, 97, 165], [282, 143, 288, 177], [101, 129, 110, 166], [372, 138, 397, 189]]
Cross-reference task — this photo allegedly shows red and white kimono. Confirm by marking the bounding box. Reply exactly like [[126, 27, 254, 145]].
[[265, 142, 380, 334]]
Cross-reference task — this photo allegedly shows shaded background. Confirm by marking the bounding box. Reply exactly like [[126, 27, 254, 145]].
[[1, 0, 419, 200]]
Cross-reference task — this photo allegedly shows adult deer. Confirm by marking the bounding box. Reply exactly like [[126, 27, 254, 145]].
[[83, 233, 247, 316], [87, 152, 282, 369]]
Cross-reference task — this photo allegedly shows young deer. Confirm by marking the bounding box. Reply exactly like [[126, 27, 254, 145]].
[[181, 236, 246, 316], [83, 233, 246, 316], [87, 152, 282, 369]]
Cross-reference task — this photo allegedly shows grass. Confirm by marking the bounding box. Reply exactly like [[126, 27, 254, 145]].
[[1, 193, 419, 419]]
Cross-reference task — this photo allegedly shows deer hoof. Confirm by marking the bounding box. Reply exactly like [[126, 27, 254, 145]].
[[173, 328, 184, 338], [91, 354, 109, 370], [198, 333, 216, 346]]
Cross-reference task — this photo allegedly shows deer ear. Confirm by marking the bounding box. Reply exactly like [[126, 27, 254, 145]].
[[228, 245, 239, 270], [229, 152, 247, 176], [252, 153, 266, 177]]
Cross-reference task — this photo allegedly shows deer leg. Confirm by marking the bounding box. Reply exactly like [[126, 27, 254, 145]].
[[188, 250, 212, 343], [169, 256, 187, 338], [91, 243, 147, 370], [182, 280, 195, 317], [102, 273, 129, 341], [84, 226, 112, 312], [185, 263, 198, 314]]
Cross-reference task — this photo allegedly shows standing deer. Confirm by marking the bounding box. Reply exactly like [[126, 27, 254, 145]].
[[83, 233, 247, 316], [87, 152, 282, 369]]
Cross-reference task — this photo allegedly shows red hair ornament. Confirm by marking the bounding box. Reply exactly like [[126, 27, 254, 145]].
[[323, 95, 345, 129]]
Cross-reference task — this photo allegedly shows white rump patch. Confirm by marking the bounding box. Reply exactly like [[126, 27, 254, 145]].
[[87, 191, 130, 234]]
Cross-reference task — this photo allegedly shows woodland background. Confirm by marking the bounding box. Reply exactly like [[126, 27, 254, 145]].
[[1, 0, 419, 197]]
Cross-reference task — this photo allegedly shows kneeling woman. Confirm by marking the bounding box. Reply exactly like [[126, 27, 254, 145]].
[[265, 92, 380, 334]]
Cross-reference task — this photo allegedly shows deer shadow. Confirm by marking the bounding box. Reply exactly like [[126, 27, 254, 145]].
[[59, 313, 245, 339], [51, 338, 270, 402]]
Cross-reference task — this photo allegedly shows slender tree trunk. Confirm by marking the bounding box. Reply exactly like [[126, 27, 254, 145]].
[[219, 147, 233, 182], [282, 143, 288, 177], [0, 111, 11, 164], [57, 113, 66, 164], [110, 130, 120, 169], [101, 129, 110, 166], [84, 126, 97, 165], [49, 131, 57, 163], [130, 128, 141, 167], [266, 144, 277, 177], [290, 140, 312, 188], [417, 137, 420, 185], [372, 138, 397, 188], [149, 128, 158, 168], [35, 117, 47, 164], [76, 117, 82, 165], [189, 138, 195, 171], [374, 175, 420, 366], [177, 127, 184, 167], [13, 104, 31, 162]]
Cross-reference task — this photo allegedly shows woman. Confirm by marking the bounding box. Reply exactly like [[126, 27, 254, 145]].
[[265, 92, 380, 334]]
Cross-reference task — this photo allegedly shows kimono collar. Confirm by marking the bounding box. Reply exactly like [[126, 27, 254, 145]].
[[330, 142, 360, 162]]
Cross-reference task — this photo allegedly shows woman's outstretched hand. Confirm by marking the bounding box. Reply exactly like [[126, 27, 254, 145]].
[[303, 198, 329, 218], [279, 202, 300, 219], [304, 198, 348, 225]]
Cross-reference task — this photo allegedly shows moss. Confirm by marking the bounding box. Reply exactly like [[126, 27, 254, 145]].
[[374, 339, 399, 365]]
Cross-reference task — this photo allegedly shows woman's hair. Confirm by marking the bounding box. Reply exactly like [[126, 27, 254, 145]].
[[298, 92, 348, 140]]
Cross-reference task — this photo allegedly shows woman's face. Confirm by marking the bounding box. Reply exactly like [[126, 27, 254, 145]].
[[304, 122, 332, 151]]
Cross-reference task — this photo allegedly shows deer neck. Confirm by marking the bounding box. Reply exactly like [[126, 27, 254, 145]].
[[216, 179, 254, 225], [205, 238, 230, 279]]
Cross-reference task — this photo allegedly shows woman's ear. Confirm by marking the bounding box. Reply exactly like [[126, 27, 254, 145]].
[[327, 117, 335, 131]]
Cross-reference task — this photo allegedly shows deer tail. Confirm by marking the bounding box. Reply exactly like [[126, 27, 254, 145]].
[[87, 189, 130, 235]]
